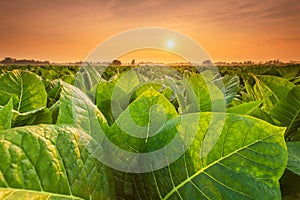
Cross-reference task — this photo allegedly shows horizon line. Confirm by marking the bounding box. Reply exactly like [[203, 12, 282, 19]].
[[1, 57, 300, 65]]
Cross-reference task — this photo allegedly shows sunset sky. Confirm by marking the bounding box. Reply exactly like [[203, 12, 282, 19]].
[[0, 0, 299, 63]]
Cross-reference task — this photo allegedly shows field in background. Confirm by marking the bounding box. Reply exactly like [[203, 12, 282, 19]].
[[0, 63, 299, 199]]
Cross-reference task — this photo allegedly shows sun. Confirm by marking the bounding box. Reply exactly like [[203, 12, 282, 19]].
[[166, 40, 175, 48]]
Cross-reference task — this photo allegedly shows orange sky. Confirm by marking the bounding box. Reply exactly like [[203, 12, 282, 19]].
[[118, 49, 187, 64], [0, 0, 299, 63]]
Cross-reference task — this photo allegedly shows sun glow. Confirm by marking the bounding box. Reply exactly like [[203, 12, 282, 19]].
[[118, 48, 187, 64], [166, 40, 175, 48]]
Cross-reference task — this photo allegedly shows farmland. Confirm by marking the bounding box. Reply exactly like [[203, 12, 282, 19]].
[[0, 63, 299, 199]]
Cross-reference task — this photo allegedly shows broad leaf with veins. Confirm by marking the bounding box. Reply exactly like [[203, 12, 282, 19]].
[[0, 125, 115, 199], [112, 113, 287, 199], [0, 71, 47, 113]]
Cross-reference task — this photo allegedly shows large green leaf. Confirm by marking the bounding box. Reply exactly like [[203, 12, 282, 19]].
[[0, 125, 114, 199], [95, 70, 143, 124], [109, 70, 141, 118], [57, 81, 107, 142], [0, 98, 13, 130], [187, 72, 225, 112], [96, 75, 175, 125], [74, 63, 105, 100], [270, 86, 300, 138], [57, 78, 287, 199], [0, 71, 47, 113], [96, 81, 121, 125], [286, 142, 300, 176], [111, 113, 287, 199], [252, 74, 295, 112], [109, 88, 178, 153], [130, 83, 166, 101]]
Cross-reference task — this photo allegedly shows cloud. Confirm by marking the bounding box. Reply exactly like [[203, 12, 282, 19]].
[[1, 0, 299, 29], [0, 0, 299, 61]]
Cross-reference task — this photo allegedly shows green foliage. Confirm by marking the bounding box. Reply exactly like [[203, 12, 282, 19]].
[[109, 88, 178, 151], [0, 70, 47, 113], [0, 125, 114, 199], [271, 86, 300, 139], [286, 142, 300, 176], [0, 64, 299, 199], [187, 72, 225, 112], [12, 107, 52, 127], [110, 112, 287, 199], [0, 98, 13, 130], [214, 75, 240, 105], [227, 100, 262, 115], [251, 74, 295, 112], [96, 82, 116, 125]]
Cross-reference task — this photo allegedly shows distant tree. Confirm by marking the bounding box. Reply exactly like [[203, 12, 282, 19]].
[[131, 59, 135, 66], [111, 59, 121, 66], [202, 60, 213, 66], [244, 60, 253, 64], [0, 57, 50, 65], [1, 57, 16, 64]]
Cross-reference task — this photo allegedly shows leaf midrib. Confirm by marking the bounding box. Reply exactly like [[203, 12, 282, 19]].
[[162, 131, 280, 199], [0, 187, 84, 200], [17, 74, 23, 112]]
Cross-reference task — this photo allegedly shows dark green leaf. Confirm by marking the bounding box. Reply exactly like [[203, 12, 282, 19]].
[[286, 142, 300, 176], [270, 86, 300, 138], [12, 108, 52, 127]]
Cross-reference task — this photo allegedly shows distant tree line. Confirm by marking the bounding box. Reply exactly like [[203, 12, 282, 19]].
[[0, 57, 50, 65]]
